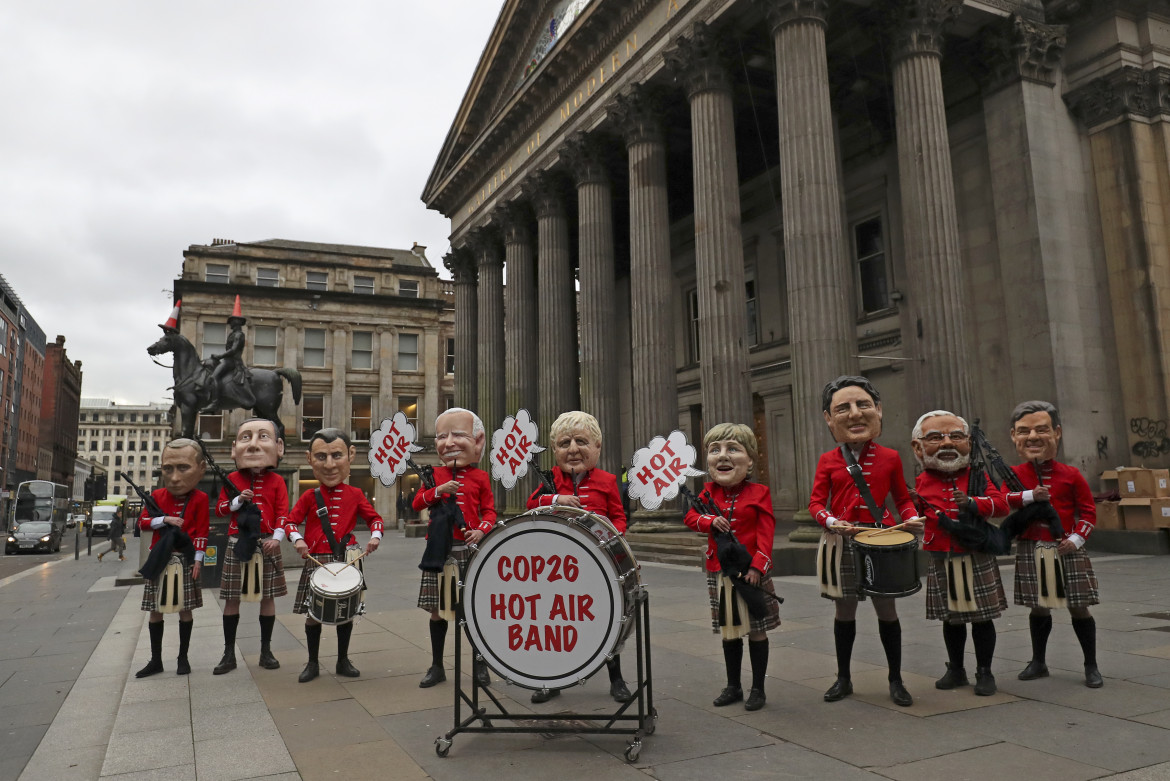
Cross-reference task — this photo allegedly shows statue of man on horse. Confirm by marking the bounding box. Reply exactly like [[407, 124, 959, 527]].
[[149, 299, 301, 439]]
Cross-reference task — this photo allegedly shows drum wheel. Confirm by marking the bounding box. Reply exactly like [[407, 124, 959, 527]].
[[435, 737, 452, 758], [644, 707, 658, 735], [624, 740, 642, 763]]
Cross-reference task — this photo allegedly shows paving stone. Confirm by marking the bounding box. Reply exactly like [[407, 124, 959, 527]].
[[650, 741, 880, 780], [16, 742, 105, 781], [1096, 762, 1170, 780], [101, 725, 193, 776], [193, 735, 295, 781], [191, 700, 279, 743], [269, 697, 389, 752], [111, 696, 192, 734], [876, 741, 1108, 781], [98, 765, 196, 781], [291, 737, 427, 781]]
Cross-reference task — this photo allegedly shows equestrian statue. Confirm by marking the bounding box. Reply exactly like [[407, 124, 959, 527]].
[[148, 297, 301, 439]]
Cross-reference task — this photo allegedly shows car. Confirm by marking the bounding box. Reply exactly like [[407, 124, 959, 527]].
[[67, 513, 85, 529], [6, 521, 63, 554]]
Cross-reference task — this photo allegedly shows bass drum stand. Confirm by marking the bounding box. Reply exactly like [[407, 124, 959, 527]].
[[434, 587, 657, 763]]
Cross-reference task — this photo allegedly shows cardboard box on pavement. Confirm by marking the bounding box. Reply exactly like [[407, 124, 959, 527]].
[[1117, 468, 1170, 498], [1119, 498, 1170, 530], [1096, 500, 1122, 530]]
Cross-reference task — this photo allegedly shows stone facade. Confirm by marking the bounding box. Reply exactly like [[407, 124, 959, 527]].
[[173, 239, 455, 525], [77, 399, 172, 499], [39, 336, 83, 488], [423, 0, 1169, 525]]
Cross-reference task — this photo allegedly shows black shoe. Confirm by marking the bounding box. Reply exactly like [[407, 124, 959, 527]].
[[974, 667, 997, 696], [135, 659, 164, 678], [712, 686, 744, 707], [744, 688, 766, 711], [1018, 660, 1049, 681], [824, 677, 852, 702], [1085, 664, 1103, 688], [531, 688, 561, 703], [258, 648, 280, 670], [474, 661, 491, 688], [889, 679, 913, 706], [176, 656, 191, 676], [419, 665, 446, 688], [298, 662, 319, 683], [610, 678, 633, 703], [212, 652, 237, 676], [336, 657, 360, 678], [935, 663, 969, 690]]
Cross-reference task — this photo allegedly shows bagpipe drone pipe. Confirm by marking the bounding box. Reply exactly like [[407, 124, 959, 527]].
[[195, 439, 265, 561], [971, 421, 1064, 544], [411, 456, 466, 572]]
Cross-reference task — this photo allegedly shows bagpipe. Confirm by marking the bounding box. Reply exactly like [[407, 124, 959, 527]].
[[680, 484, 782, 622], [195, 439, 266, 601], [972, 422, 1064, 542], [412, 456, 466, 573], [120, 471, 195, 589]]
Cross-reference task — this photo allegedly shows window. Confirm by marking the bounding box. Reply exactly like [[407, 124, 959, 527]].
[[128, 441, 136, 451], [745, 272, 758, 348], [445, 395, 455, 411], [304, 329, 325, 368], [352, 331, 373, 370], [205, 263, 229, 284], [854, 216, 891, 314], [153, 441, 160, 451], [115, 456, 122, 467], [399, 395, 418, 428], [128, 455, 135, 465], [256, 267, 279, 287], [687, 289, 700, 364], [117, 414, 124, 423], [302, 395, 324, 440], [130, 413, 137, 423], [103, 441, 110, 451], [354, 275, 375, 295], [351, 395, 372, 441], [399, 279, 419, 298], [306, 271, 328, 291], [116, 441, 123, 451], [152, 456, 159, 466], [102, 456, 109, 466], [202, 323, 227, 360], [398, 333, 419, 372], [253, 326, 277, 366], [446, 338, 455, 375], [197, 413, 223, 441]]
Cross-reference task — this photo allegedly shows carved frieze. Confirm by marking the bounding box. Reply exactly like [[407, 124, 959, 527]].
[[976, 14, 1067, 92], [1064, 65, 1159, 129]]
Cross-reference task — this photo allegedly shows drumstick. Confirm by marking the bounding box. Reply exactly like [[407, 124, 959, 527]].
[[336, 550, 371, 573], [869, 521, 915, 536], [304, 553, 327, 568]]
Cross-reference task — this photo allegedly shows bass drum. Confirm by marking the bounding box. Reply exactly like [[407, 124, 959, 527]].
[[462, 506, 641, 691]]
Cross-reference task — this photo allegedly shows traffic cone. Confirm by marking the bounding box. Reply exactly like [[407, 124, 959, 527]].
[[159, 300, 181, 331]]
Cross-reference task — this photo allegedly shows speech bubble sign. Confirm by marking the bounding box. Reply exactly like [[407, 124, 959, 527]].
[[368, 412, 424, 487], [627, 430, 705, 510], [490, 409, 545, 489]]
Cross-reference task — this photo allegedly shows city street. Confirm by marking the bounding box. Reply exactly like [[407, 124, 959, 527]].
[[4, 530, 1170, 781]]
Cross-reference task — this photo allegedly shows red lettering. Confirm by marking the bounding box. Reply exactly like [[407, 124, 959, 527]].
[[498, 557, 512, 582], [490, 593, 506, 619], [395, 436, 408, 453], [530, 556, 546, 581], [514, 556, 530, 581], [386, 455, 401, 473], [635, 465, 654, 485], [524, 624, 542, 650], [544, 624, 561, 652], [495, 449, 508, 465], [508, 624, 522, 650], [524, 593, 541, 619], [577, 594, 594, 622], [653, 476, 671, 496], [668, 457, 686, 478], [650, 453, 665, 470], [505, 432, 517, 450], [549, 594, 567, 621], [564, 625, 577, 652], [660, 439, 676, 457], [547, 555, 562, 582], [508, 594, 526, 620], [564, 556, 579, 581], [508, 455, 522, 472], [372, 446, 387, 464]]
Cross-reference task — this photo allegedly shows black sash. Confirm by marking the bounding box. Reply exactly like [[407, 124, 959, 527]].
[[840, 444, 883, 524], [313, 488, 345, 559]]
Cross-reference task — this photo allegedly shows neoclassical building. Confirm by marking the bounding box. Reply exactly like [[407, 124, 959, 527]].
[[423, 0, 1170, 521]]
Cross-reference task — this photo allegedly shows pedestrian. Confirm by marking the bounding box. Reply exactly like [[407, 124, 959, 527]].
[[97, 506, 126, 562]]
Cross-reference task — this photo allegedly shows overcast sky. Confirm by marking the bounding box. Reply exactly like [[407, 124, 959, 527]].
[[0, 1, 503, 405]]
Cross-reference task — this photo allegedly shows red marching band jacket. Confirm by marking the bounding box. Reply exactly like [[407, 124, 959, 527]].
[[412, 465, 496, 540], [809, 442, 918, 527], [284, 483, 384, 555], [138, 488, 210, 559], [526, 467, 627, 533], [683, 481, 775, 574], [1006, 460, 1096, 542], [216, 469, 290, 538], [914, 467, 1009, 553]]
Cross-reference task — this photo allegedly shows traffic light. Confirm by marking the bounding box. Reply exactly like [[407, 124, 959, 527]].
[[83, 476, 94, 502], [94, 474, 108, 500]]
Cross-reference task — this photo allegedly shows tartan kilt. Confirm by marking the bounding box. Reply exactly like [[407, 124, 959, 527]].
[[418, 545, 473, 612], [218, 539, 287, 601], [925, 552, 1007, 622], [820, 534, 869, 602], [704, 570, 781, 634], [141, 554, 203, 612], [292, 551, 349, 615], [1014, 540, 1099, 608]]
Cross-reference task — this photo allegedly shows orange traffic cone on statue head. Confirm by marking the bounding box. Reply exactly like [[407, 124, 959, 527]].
[[159, 300, 181, 332]]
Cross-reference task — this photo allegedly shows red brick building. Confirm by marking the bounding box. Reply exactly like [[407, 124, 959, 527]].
[[40, 335, 82, 488]]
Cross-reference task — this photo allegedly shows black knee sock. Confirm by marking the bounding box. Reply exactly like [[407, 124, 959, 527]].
[[834, 620, 856, 679], [1071, 616, 1097, 667], [148, 620, 164, 662], [748, 639, 768, 692], [878, 619, 902, 681], [336, 621, 353, 659], [259, 614, 275, 649], [178, 619, 193, 659], [305, 623, 322, 664], [606, 655, 623, 682], [1029, 613, 1052, 663], [722, 639, 744, 688], [222, 613, 240, 652], [429, 619, 448, 668], [971, 621, 996, 669], [942, 621, 967, 669]]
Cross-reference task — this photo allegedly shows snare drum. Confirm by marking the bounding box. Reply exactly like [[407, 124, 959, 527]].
[[852, 529, 921, 598], [462, 506, 642, 691], [307, 561, 365, 625]]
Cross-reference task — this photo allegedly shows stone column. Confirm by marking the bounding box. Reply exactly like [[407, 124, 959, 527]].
[[375, 325, 399, 527], [472, 228, 506, 446], [422, 326, 441, 438], [525, 171, 578, 460], [563, 133, 620, 475], [443, 250, 478, 410], [497, 202, 539, 420], [888, 0, 972, 414], [762, 0, 857, 538], [330, 325, 349, 430], [665, 23, 753, 425], [280, 321, 299, 435]]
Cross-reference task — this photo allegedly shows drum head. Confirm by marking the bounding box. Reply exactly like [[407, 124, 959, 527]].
[[463, 512, 628, 690], [310, 561, 363, 594], [854, 529, 915, 547]]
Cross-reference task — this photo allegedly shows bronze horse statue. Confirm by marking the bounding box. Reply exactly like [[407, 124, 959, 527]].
[[148, 329, 302, 439]]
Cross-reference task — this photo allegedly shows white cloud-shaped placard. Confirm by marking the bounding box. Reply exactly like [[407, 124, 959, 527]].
[[627, 430, 705, 510], [367, 412, 424, 487], [489, 409, 545, 489]]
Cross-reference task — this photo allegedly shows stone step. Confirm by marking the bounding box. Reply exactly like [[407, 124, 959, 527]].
[[632, 550, 704, 568]]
